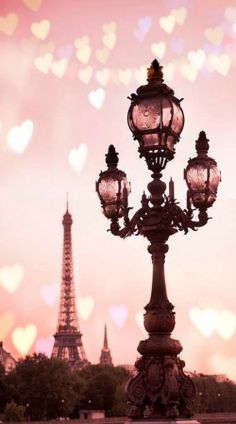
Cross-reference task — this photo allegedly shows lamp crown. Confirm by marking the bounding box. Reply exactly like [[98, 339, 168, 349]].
[[196, 131, 209, 156], [147, 59, 164, 83], [106, 144, 119, 167]]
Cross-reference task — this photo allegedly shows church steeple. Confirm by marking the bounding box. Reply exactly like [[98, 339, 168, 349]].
[[99, 324, 113, 366], [103, 324, 108, 350]]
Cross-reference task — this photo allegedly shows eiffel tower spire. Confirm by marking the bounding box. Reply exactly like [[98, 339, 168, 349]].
[[99, 324, 113, 366], [51, 202, 88, 369]]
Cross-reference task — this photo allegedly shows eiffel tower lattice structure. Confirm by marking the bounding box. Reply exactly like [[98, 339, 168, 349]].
[[51, 203, 88, 369]]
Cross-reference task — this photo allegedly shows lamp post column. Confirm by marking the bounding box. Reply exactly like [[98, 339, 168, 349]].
[[126, 175, 195, 420]]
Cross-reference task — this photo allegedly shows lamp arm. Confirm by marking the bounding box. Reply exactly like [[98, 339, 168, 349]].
[[165, 199, 209, 234], [109, 205, 149, 238], [187, 208, 209, 228]]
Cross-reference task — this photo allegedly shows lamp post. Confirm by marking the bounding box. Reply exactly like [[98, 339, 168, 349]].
[[96, 60, 220, 421]]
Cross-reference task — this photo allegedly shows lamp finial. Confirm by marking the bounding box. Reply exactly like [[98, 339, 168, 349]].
[[147, 59, 164, 83], [106, 145, 119, 168]]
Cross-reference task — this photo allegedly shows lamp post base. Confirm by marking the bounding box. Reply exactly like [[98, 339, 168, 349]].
[[126, 352, 195, 420]]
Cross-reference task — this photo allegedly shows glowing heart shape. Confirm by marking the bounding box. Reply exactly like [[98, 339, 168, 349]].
[[102, 32, 117, 50], [34, 53, 53, 74], [163, 62, 175, 81], [134, 29, 146, 41], [7, 120, 33, 154], [78, 66, 93, 84], [135, 310, 146, 334], [35, 336, 54, 356], [51, 59, 68, 78], [0, 13, 18, 36], [40, 283, 59, 307], [171, 7, 187, 25], [95, 48, 109, 64], [68, 144, 87, 173], [118, 69, 132, 86], [102, 22, 117, 34], [95, 68, 110, 86], [188, 49, 206, 70], [0, 264, 24, 293], [134, 16, 152, 41], [205, 26, 224, 45], [159, 15, 175, 33], [31, 19, 50, 40], [109, 304, 128, 328], [137, 16, 152, 33], [22, 0, 42, 11], [0, 312, 15, 340], [77, 296, 95, 321], [180, 63, 198, 82], [74, 36, 89, 48], [12, 324, 37, 355], [208, 54, 231, 76], [189, 307, 218, 337], [88, 88, 105, 109], [225, 6, 236, 22], [151, 42, 166, 59], [76, 45, 91, 64], [216, 310, 236, 340]]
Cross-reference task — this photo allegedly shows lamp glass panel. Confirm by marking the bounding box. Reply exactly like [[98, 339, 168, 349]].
[[131, 98, 161, 131], [166, 135, 175, 152], [172, 102, 184, 134], [142, 133, 159, 147], [186, 164, 207, 190], [98, 177, 119, 202], [161, 98, 172, 127], [209, 165, 221, 191], [127, 109, 135, 132]]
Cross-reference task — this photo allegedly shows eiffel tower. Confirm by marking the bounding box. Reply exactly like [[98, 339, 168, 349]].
[[51, 202, 88, 369]]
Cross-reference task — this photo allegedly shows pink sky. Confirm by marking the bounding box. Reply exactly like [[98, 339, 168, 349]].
[[0, 0, 235, 381]]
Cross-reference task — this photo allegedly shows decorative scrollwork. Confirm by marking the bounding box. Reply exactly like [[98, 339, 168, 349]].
[[126, 354, 195, 419], [109, 178, 209, 238]]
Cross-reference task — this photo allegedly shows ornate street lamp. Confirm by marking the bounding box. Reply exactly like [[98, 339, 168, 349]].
[[96, 59, 220, 421]]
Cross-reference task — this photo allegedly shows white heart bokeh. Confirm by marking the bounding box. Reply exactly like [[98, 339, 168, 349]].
[[68, 144, 87, 173], [7, 120, 33, 154]]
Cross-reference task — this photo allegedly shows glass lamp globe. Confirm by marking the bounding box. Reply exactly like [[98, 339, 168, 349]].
[[185, 131, 221, 209], [127, 60, 184, 172], [96, 145, 130, 219]]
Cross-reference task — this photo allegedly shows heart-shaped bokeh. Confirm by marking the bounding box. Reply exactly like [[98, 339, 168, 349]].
[[7, 120, 33, 154], [12, 324, 37, 355], [68, 144, 87, 173], [109, 304, 128, 328], [77, 296, 95, 321], [0, 264, 24, 293]]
